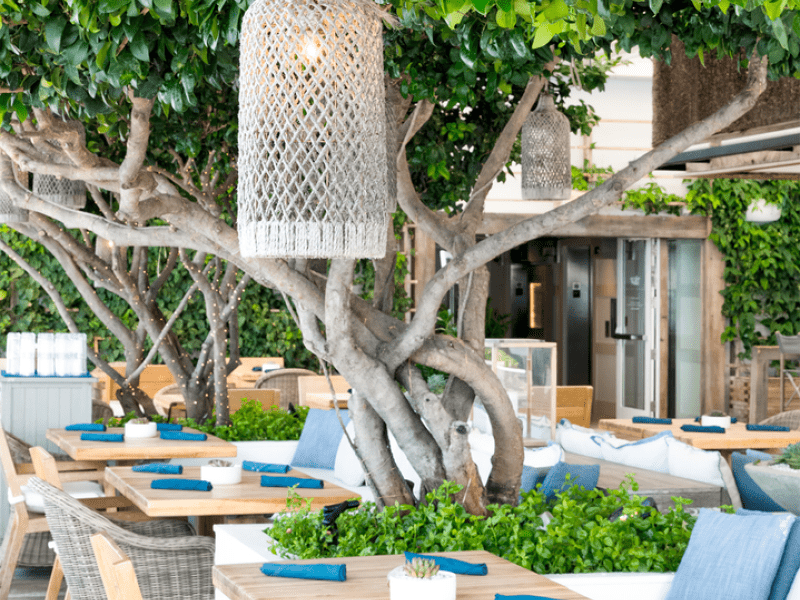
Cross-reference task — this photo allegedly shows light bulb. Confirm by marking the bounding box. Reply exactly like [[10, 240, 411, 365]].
[[301, 36, 320, 61]]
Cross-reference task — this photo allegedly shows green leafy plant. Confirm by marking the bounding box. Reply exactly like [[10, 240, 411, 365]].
[[267, 478, 697, 574], [403, 557, 440, 578], [775, 442, 800, 470]]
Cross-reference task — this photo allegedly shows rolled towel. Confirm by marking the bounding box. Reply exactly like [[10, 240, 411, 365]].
[[746, 424, 791, 432], [66, 423, 106, 431], [260, 475, 323, 489], [680, 425, 726, 433], [260, 563, 346, 582], [132, 463, 183, 474], [494, 596, 560, 600], [159, 431, 207, 441], [404, 551, 487, 576], [81, 433, 124, 442], [243, 461, 290, 473], [150, 479, 212, 491], [632, 417, 672, 424], [156, 423, 183, 432]]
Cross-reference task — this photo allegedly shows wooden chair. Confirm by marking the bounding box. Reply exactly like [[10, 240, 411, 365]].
[[227, 357, 285, 388], [777, 332, 800, 411], [227, 388, 281, 413], [297, 375, 351, 408], [555, 386, 594, 428], [0, 425, 107, 600], [91, 531, 144, 600], [253, 368, 316, 410]]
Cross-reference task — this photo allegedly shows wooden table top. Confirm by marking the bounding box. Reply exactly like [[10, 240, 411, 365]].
[[598, 418, 800, 451], [213, 550, 590, 600], [105, 466, 359, 517], [303, 393, 349, 409], [47, 427, 238, 461]]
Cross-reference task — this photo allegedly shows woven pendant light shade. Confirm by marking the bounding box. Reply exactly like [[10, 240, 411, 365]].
[[0, 184, 27, 223], [521, 93, 572, 201], [237, 0, 388, 259], [33, 174, 87, 209]]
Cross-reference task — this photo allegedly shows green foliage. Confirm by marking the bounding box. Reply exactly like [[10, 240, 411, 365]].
[[622, 181, 684, 216], [103, 400, 309, 441], [268, 478, 696, 574], [775, 442, 800, 469]]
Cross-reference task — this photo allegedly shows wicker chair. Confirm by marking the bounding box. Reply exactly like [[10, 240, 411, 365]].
[[253, 368, 316, 410], [759, 409, 800, 430], [27, 477, 214, 600]]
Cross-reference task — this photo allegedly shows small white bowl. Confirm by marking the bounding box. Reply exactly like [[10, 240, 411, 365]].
[[700, 415, 732, 429], [200, 463, 242, 485], [124, 421, 158, 439]]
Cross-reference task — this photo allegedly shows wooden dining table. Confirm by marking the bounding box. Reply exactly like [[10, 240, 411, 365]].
[[46, 427, 238, 462], [213, 550, 590, 600], [598, 418, 800, 453]]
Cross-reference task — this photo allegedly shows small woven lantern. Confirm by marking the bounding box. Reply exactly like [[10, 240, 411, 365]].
[[237, 0, 388, 258], [521, 93, 572, 201], [0, 183, 27, 223], [33, 174, 87, 209]]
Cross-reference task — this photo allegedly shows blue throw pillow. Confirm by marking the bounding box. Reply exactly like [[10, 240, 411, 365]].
[[539, 461, 599, 500], [731, 451, 786, 512], [665, 509, 796, 600], [769, 516, 800, 600], [290, 409, 350, 469], [520, 465, 551, 493]]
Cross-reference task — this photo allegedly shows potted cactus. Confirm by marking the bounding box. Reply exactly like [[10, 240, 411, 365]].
[[744, 443, 800, 515], [124, 416, 158, 439], [387, 557, 456, 600]]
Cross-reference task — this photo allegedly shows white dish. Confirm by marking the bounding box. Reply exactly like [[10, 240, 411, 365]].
[[200, 463, 242, 485], [124, 421, 158, 439]]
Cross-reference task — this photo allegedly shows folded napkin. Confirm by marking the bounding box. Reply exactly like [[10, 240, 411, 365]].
[[81, 433, 124, 442], [243, 461, 290, 473], [261, 475, 323, 489], [156, 423, 183, 432], [260, 563, 346, 582], [132, 463, 183, 474], [403, 552, 488, 576], [66, 423, 106, 431], [746, 424, 791, 432], [632, 417, 672, 424], [680, 425, 725, 433], [694, 416, 737, 423], [494, 595, 560, 600], [159, 431, 207, 441], [150, 478, 212, 491]]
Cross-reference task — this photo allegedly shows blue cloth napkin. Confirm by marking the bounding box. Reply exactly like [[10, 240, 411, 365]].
[[260, 563, 346, 581], [681, 424, 726, 433], [243, 461, 290, 473], [159, 431, 207, 441], [632, 417, 672, 424], [404, 552, 488, 576], [494, 596, 560, 600], [261, 475, 323, 489], [156, 423, 183, 432], [150, 479, 212, 491], [694, 416, 737, 423], [132, 463, 183, 474], [81, 433, 124, 442], [66, 423, 106, 431], [746, 424, 791, 432]]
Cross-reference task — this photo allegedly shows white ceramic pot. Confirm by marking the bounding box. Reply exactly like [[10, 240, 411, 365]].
[[200, 463, 242, 485], [124, 421, 158, 439], [387, 566, 456, 600], [700, 415, 732, 429], [744, 460, 800, 515]]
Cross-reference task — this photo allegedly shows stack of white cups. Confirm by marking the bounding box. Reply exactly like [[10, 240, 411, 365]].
[[54, 332, 87, 376], [5, 333, 20, 375], [36, 333, 56, 377], [18, 333, 36, 376]]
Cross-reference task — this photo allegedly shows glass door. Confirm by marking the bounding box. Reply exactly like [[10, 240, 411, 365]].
[[614, 239, 659, 418]]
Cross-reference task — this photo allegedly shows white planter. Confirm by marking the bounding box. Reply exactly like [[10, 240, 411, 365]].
[[744, 460, 800, 515], [700, 415, 731, 429], [124, 421, 158, 439], [201, 463, 242, 485], [745, 198, 781, 223], [387, 566, 456, 600]]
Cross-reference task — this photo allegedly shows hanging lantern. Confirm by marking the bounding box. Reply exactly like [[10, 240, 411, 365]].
[[33, 173, 87, 209], [237, 0, 388, 259], [0, 183, 27, 224], [521, 93, 572, 201], [384, 86, 399, 214]]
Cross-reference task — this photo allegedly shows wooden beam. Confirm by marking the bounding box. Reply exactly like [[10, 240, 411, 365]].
[[683, 171, 800, 181], [479, 213, 711, 239], [701, 239, 727, 414], [684, 149, 800, 172]]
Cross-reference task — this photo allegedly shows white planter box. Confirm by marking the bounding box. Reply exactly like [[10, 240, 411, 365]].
[[545, 572, 674, 600], [700, 415, 731, 429], [170, 440, 299, 468]]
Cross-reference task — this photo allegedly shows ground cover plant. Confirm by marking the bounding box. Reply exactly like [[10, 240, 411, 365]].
[[101, 399, 309, 441], [268, 478, 698, 574]]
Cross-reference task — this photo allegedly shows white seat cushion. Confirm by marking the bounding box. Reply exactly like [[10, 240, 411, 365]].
[[334, 422, 366, 488], [15, 480, 104, 513], [595, 431, 672, 474], [556, 420, 614, 458]]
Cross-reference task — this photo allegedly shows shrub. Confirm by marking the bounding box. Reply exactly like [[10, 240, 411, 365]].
[[268, 477, 697, 574]]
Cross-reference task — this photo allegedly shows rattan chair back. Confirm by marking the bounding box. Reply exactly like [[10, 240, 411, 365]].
[[253, 368, 316, 409], [759, 409, 800, 430]]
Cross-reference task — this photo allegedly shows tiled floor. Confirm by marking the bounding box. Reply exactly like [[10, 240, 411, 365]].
[[8, 568, 65, 600]]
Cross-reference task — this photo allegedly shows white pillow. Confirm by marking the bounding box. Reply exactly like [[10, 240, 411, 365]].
[[555, 420, 610, 458], [596, 431, 672, 474], [717, 454, 743, 511], [471, 448, 493, 485], [666, 437, 725, 488], [13, 480, 104, 514], [786, 566, 800, 600], [468, 430, 495, 456], [388, 433, 421, 496], [334, 421, 366, 488], [471, 402, 492, 435], [524, 443, 563, 468]]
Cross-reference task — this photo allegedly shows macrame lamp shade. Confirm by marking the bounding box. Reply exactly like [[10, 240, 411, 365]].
[[521, 93, 572, 201], [237, 0, 388, 259], [33, 174, 87, 209], [0, 184, 27, 224]]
